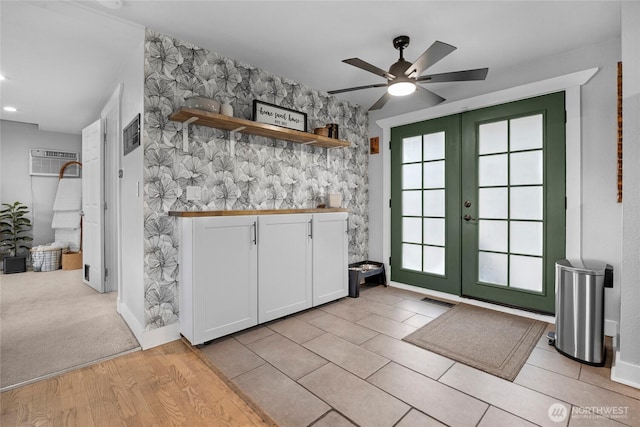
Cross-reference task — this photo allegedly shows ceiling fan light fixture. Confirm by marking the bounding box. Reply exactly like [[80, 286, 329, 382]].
[[387, 80, 416, 96]]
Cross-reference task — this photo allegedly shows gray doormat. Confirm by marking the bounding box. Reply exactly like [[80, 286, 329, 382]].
[[403, 303, 547, 381]]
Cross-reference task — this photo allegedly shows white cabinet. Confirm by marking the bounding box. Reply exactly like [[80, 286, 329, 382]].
[[179, 211, 348, 345], [258, 214, 313, 322], [180, 216, 258, 345], [312, 212, 349, 306]]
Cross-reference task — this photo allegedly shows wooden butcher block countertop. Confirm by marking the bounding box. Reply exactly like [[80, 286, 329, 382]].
[[168, 208, 349, 217]]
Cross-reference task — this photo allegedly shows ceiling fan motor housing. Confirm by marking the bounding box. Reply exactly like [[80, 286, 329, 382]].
[[389, 59, 412, 81], [390, 36, 413, 79]]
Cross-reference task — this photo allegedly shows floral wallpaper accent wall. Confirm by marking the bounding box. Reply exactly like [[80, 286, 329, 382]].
[[142, 29, 369, 330]]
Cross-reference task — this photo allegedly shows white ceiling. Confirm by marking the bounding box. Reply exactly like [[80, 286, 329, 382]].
[[0, 1, 622, 135]]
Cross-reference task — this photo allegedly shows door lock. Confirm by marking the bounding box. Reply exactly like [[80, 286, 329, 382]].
[[464, 200, 472, 208]]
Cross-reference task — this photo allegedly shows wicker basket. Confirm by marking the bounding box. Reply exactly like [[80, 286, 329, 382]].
[[31, 247, 62, 272], [62, 251, 82, 270]]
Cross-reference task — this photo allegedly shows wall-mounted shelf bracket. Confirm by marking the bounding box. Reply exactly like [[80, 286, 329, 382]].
[[182, 117, 198, 152]]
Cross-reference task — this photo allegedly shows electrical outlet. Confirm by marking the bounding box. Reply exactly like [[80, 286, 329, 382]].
[[186, 186, 202, 201]]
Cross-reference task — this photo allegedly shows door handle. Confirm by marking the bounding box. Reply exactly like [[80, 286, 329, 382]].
[[463, 214, 477, 222], [309, 219, 313, 239], [252, 221, 257, 245]]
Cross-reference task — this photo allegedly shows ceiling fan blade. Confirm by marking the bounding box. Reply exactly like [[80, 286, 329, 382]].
[[328, 83, 388, 95], [369, 92, 392, 111], [417, 86, 446, 106], [404, 41, 456, 77], [343, 58, 395, 80], [417, 68, 489, 83]]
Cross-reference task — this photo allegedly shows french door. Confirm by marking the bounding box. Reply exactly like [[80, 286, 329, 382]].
[[391, 92, 565, 313], [391, 114, 461, 294]]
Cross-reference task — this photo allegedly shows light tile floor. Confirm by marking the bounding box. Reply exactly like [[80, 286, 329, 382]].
[[201, 285, 640, 427]]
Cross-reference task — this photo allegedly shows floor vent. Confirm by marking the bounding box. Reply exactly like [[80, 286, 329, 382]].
[[421, 297, 455, 308]]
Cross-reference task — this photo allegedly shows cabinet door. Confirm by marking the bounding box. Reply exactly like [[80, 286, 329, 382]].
[[192, 216, 258, 344], [258, 214, 313, 322], [312, 212, 349, 306]]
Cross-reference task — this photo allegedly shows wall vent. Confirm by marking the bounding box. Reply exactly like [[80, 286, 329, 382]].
[[29, 149, 79, 177]]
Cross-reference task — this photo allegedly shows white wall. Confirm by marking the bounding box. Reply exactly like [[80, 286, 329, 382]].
[[578, 42, 622, 328], [116, 38, 146, 342], [0, 120, 81, 247], [613, 0, 640, 388], [368, 38, 623, 325]]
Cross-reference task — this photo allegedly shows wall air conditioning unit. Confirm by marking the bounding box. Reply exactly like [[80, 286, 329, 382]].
[[29, 149, 80, 177]]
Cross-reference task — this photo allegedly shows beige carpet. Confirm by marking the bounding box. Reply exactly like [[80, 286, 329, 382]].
[[403, 303, 547, 381], [0, 269, 140, 389]]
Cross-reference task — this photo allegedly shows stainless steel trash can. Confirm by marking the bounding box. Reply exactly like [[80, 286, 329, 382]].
[[552, 259, 613, 365]]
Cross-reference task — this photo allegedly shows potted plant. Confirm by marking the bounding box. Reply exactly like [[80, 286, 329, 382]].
[[1, 201, 33, 273]]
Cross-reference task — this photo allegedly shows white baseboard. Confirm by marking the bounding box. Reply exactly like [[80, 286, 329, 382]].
[[119, 302, 145, 346], [611, 351, 640, 389], [605, 319, 619, 338], [118, 301, 181, 350], [141, 322, 181, 350]]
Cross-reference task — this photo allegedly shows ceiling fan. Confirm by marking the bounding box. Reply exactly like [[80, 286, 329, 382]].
[[328, 35, 489, 110]]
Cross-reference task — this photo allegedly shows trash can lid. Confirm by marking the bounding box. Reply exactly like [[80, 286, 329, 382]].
[[556, 259, 611, 275]]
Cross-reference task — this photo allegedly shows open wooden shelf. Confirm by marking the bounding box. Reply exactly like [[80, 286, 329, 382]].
[[169, 108, 350, 149]]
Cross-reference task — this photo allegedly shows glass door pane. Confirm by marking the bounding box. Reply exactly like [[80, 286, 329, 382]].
[[399, 131, 446, 275], [476, 116, 544, 293]]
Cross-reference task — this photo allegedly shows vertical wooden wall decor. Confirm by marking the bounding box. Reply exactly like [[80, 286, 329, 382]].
[[617, 61, 623, 203], [370, 136, 380, 154]]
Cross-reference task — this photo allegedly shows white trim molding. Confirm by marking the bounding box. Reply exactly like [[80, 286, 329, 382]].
[[612, 352, 640, 390], [119, 291, 181, 350], [141, 323, 181, 350], [119, 301, 144, 345]]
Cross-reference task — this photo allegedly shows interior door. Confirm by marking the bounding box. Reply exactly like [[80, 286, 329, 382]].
[[461, 93, 565, 313], [101, 86, 121, 293], [82, 119, 104, 293]]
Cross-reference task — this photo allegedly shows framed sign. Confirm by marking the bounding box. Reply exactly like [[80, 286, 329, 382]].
[[123, 113, 140, 156], [253, 100, 307, 132]]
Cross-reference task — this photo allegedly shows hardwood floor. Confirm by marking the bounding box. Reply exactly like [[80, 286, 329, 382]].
[[0, 340, 275, 427]]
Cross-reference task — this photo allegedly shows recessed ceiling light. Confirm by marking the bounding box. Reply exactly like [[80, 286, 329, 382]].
[[3, 106, 18, 112], [0, 74, 6, 81]]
